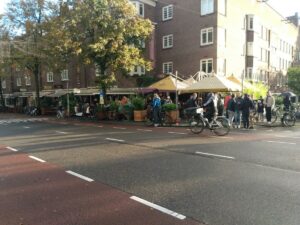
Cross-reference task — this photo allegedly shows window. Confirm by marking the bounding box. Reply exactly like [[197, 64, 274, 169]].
[[131, 1, 144, 17], [16, 77, 22, 86], [129, 65, 145, 76], [162, 5, 173, 21], [25, 75, 31, 86], [163, 62, 173, 74], [200, 58, 213, 74], [61, 69, 69, 81], [201, 27, 213, 46], [163, 34, 173, 49], [47, 72, 54, 82], [247, 15, 254, 31], [246, 67, 253, 80], [218, 0, 226, 15], [1, 79, 6, 89], [201, 0, 214, 15]]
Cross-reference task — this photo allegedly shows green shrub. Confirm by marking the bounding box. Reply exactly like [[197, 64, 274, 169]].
[[109, 101, 118, 111], [131, 97, 145, 110], [162, 103, 177, 111]]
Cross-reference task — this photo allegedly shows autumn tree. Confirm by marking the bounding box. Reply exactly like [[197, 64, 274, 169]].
[[287, 67, 300, 95], [0, 0, 61, 110], [54, 0, 153, 94]]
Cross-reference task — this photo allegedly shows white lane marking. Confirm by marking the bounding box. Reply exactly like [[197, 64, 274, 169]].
[[274, 135, 288, 138], [137, 129, 153, 132], [55, 131, 68, 134], [23, 126, 30, 129], [266, 129, 273, 132], [195, 151, 235, 160], [98, 126, 103, 128], [168, 132, 187, 135], [105, 138, 125, 142], [266, 141, 296, 145], [130, 196, 186, 220], [113, 127, 127, 130], [66, 170, 94, 182], [6, 146, 18, 152], [29, 156, 46, 163]]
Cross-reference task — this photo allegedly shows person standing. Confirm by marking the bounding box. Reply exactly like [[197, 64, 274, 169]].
[[264, 91, 275, 124], [224, 93, 231, 118], [217, 93, 224, 116], [283, 95, 291, 111], [152, 93, 161, 127], [241, 94, 254, 129], [227, 94, 236, 127], [235, 93, 243, 128], [257, 96, 264, 122]]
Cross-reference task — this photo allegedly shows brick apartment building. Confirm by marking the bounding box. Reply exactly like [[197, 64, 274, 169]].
[[1, 0, 300, 109]]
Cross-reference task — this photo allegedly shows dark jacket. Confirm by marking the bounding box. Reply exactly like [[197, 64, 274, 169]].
[[241, 97, 254, 113]]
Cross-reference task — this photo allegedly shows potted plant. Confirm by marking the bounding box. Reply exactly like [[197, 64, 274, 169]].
[[163, 103, 179, 123], [131, 96, 146, 121], [95, 104, 107, 120], [108, 101, 118, 120]]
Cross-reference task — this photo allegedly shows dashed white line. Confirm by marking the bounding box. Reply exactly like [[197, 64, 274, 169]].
[[6, 146, 18, 152], [105, 138, 125, 142], [130, 196, 186, 220], [66, 170, 94, 182], [266, 141, 296, 145], [97, 126, 103, 128], [29, 155, 46, 163], [23, 126, 30, 129], [195, 151, 235, 160], [113, 127, 127, 130], [168, 132, 187, 135], [137, 129, 153, 132], [56, 131, 68, 134]]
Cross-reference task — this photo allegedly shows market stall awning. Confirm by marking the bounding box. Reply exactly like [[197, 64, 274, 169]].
[[226, 75, 254, 90], [148, 75, 189, 91], [182, 75, 242, 93], [47, 89, 71, 97], [74, 88, 99, 96]]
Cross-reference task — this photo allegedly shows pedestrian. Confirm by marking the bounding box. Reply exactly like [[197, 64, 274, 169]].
[[217, 94, 224, 116], [224, 92, 231, 118], [257, 96, 264, 122], [152, 93, 161, 127], [227, 94, 236, 127], [165, 95, 173, 104], [184, 93, 198, 118], [235, 93, 243, 128], [264, 91, 275, 124], [241, 94, 254, 129]]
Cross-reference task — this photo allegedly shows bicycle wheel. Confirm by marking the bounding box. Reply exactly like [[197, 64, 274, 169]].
[[144, 118, 153, 126], [213, 117, 230, 136], [283, 113, 296, 127], [190, 118, 205, 134]]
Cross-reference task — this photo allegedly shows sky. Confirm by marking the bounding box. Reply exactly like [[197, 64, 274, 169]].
[[0, 0, 299, 17]]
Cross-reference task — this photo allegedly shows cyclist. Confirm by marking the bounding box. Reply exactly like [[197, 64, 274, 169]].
[[184, 93, 198, 119], [283, 95, 291, 111], [203, 92, 216, 122]]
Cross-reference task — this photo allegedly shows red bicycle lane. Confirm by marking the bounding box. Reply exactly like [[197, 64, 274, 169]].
[[0, 146, 204, 225]]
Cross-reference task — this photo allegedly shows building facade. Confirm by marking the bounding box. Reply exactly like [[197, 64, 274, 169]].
[[1, 0, 300, 109]]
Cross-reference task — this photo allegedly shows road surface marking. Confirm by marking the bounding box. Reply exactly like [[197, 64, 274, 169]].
[[113, 127, 127, 130], [168, 132, 187, 135], [6, 146, 18, 152], [66, 170, 94, 182], [97, 126, 103, 128], [130, 196, 186, 220], [266, 141, 296, 145], [137, 129, 153, 132], [105, 138, 125, 142], [266, 129, 273, 132], [29, 156, 46, 163], [55, 131, 67, 134], [195, 151, 235, 160], [23, 126, 30, 129]]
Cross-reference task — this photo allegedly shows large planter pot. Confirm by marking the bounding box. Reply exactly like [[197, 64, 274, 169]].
[[166, 110, 179, 123], [134, 110, 147, 122], [96, 111, 107, 120]]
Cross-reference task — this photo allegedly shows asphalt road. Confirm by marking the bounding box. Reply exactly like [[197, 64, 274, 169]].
[[1, 114, 300, 225]]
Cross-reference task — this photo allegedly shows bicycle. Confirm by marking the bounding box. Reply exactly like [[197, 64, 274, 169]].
[[56, 108, 65, 119], [271, 105, 296, 127], [190, 107, 230, 136]]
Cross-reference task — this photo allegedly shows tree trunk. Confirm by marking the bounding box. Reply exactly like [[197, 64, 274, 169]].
[[0, 77, 5, 109], [33, 60, 41, 112]]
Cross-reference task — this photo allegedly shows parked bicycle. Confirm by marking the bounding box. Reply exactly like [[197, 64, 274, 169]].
[[271, 106, 296, 127], [190, 107, 230, 136], [144, 108, 173, 127], [56, 107, 65, 119]]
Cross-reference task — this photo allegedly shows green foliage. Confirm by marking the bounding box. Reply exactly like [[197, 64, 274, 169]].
[[131, 96, 145, 110], [162, 103, 177, 111], [274, 96, 283, 106], [40, 97, 54, 107], [61, 93, 76, 113], [244, 82, 268, 100], [287, 67, 300, 95], [96, 104, 106, 112], [109, 101, 119, 111]]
